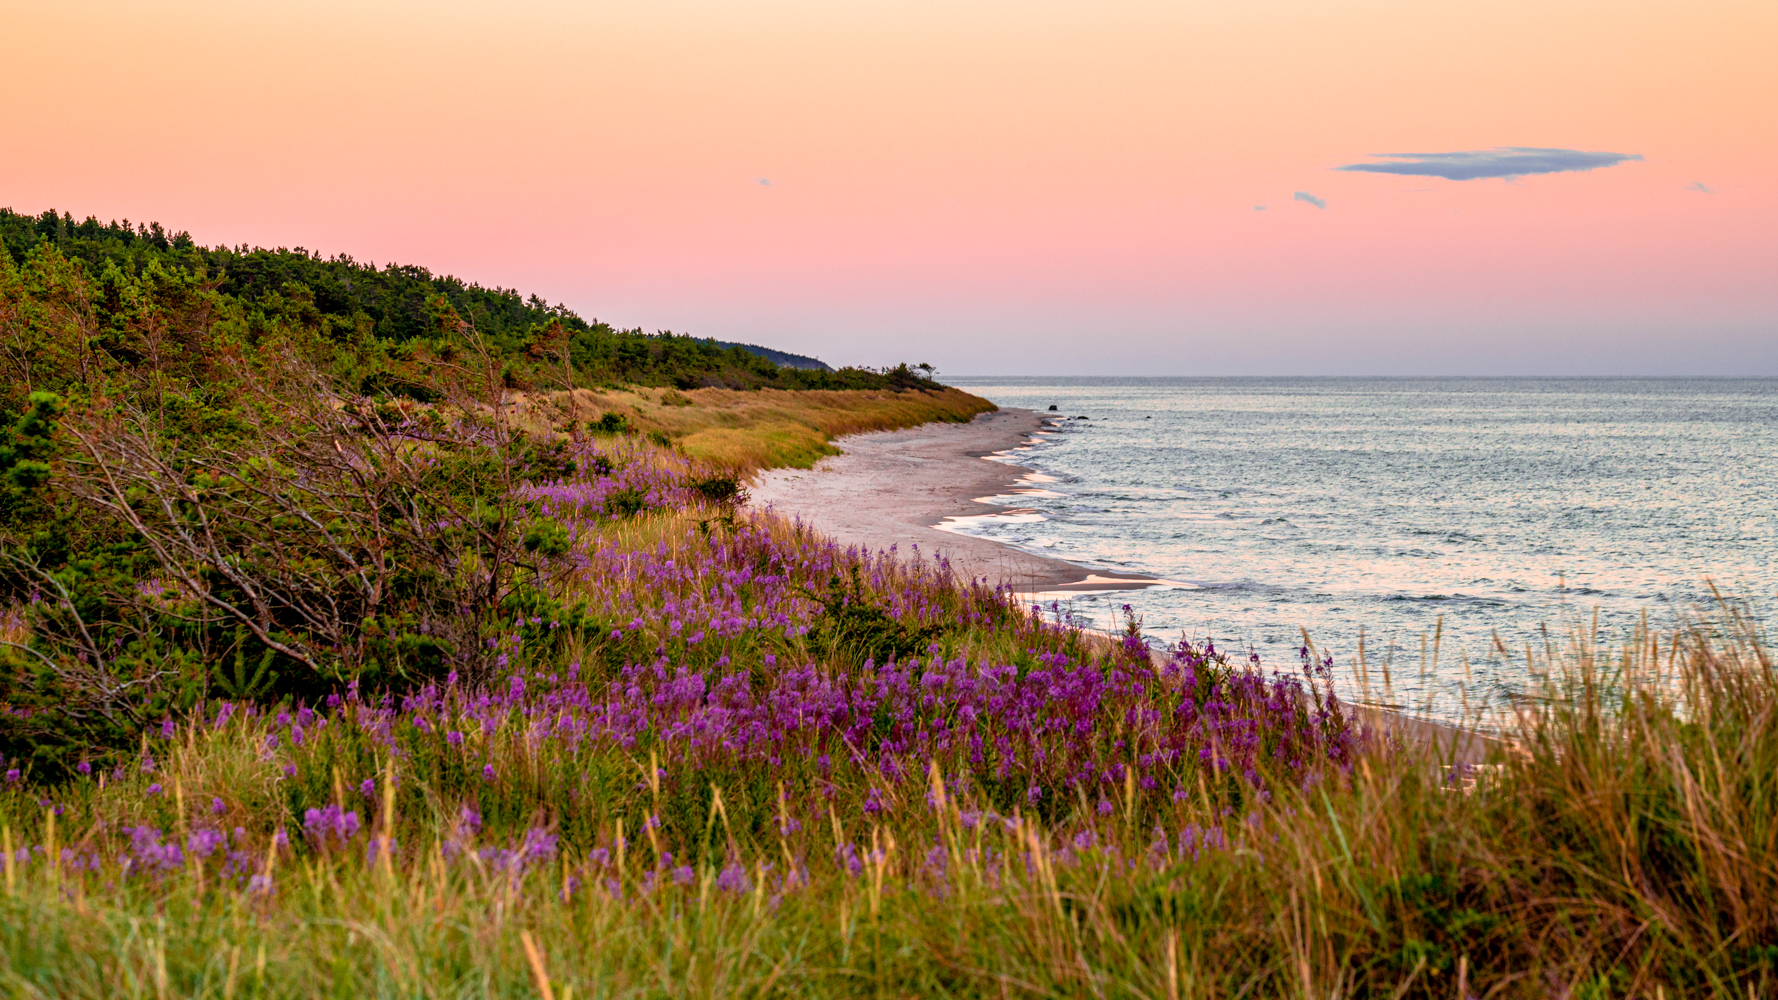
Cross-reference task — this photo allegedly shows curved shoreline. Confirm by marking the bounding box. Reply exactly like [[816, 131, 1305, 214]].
[[749, 407, 1504, 763], [748, 408, 1162, 594]]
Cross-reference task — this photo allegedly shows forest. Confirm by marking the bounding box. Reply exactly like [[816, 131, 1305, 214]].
[[0, 206, 923, 411]]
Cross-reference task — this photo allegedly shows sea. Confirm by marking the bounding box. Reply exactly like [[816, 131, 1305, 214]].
[[941, 377, 1778, 720]]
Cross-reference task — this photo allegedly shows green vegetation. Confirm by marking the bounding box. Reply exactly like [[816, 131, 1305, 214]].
[[0, 566, 1770, 997], [0, 207, 1772, 997], [0, 206, 940, 401], [0, 205, 988, 773]]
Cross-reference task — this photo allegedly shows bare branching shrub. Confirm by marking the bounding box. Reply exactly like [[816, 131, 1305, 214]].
[[26, 356, 583, 711]]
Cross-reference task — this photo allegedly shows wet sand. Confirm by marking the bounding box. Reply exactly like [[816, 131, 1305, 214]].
[[748, 408, 1161, 594]]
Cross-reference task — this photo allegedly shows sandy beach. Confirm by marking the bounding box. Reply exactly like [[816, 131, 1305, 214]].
[[749, 408, 1162, 594]]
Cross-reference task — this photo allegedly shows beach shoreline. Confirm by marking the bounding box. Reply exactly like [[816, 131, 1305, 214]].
[[750, 407, 1504, 763], [748, 407, 1164, 594]]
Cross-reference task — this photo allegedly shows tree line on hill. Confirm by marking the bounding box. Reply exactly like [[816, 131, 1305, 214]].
[[0, 206, 929, 417]]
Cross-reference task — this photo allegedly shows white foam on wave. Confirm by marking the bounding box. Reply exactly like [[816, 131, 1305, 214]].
[[1017, 576, 1202, 598], [935, 509, 1047, 535]]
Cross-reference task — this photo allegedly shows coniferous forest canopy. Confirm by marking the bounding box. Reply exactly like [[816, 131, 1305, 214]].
[[0, 206, 923, 410]]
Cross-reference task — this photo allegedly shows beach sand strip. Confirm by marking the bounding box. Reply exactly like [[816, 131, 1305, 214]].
[[748, 408, 1160, 593]]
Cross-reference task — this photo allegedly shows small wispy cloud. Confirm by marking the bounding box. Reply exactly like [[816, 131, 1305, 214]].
[[1254, 205, 1267, 211], [755, 177, 772, 186], [1685, 181, 1714, 194], [1293, 191, 1326, 209], [1334, 147, 1642, 181]]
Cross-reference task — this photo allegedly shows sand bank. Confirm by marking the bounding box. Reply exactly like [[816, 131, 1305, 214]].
[[748, 408, 1161, 594]]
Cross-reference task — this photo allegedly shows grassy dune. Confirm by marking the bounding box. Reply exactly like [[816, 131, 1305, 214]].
[[513, 385, 997, 471]]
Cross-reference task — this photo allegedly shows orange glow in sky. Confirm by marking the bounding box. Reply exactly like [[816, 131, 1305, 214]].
[[3, 0, 1773, 373]]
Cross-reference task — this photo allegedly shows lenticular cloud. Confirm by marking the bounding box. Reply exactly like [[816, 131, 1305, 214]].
[[1334, 147, 1642, 181]]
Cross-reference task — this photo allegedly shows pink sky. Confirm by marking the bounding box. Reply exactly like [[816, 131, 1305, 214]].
[[4, 0, 1773, 373]]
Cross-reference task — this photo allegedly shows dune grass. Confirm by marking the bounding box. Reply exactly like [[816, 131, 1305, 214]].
[[0, 483, 1773, 997], [510, 385, 996, 472]]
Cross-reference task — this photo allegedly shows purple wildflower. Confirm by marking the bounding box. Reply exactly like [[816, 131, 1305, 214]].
[[715, 862, 750, 893], [187, 828, 227, 858], [302, 804, 362, 846]]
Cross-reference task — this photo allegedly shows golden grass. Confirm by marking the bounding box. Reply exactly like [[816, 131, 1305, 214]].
[[510, 385, 996, 472]]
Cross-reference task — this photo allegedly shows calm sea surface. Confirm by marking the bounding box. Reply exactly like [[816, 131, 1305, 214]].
[[942, 377, 1778, 717]]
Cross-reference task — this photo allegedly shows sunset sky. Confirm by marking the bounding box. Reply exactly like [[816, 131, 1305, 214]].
[[4, 0, 1773, 374]]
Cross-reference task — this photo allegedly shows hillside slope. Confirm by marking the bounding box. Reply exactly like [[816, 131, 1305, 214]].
[[0, 206, 925, 404]]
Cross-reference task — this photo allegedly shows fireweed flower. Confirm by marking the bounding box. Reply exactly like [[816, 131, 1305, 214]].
[[478, 828, 557, 872], [715, 861, 750, 893], [187, 828, 228, 858], [303, 805, 361, 846], [835, 843, 863, 877], [52, 495, 1364, 898]]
